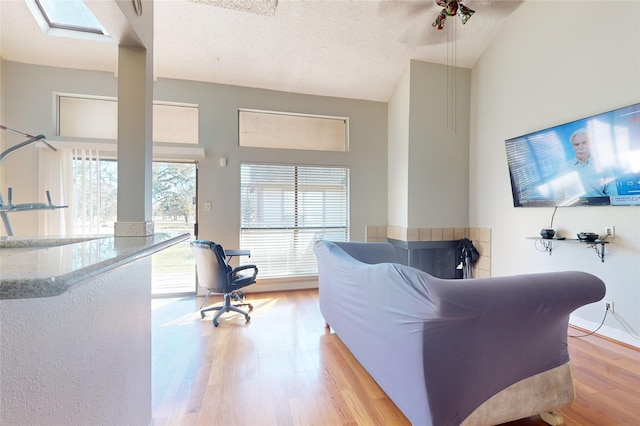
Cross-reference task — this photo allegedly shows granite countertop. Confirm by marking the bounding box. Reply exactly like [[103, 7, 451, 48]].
[[0, 233, 190, 300]]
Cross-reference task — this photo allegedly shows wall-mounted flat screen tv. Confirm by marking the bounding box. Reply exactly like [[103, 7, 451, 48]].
[[505, 103, 640, 207]]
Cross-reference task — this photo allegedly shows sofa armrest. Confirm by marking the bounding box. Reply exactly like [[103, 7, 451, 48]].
[[398, 267, 605, 425]]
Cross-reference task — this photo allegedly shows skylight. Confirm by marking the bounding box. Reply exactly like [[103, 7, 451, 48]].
[[26, 0, 110, 40], [36, 0, 104, 34]]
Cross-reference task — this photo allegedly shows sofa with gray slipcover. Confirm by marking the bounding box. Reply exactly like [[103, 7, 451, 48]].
[[313, 240, 606, 426]]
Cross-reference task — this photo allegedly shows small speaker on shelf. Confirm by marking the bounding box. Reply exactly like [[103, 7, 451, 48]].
[[540, 228, 555, 239]]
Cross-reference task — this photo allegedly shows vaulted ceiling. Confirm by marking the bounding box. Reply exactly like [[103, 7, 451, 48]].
[[0, 0, 524, 102]]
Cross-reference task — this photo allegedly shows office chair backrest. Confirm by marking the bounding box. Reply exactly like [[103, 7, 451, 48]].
[[190, 240, 231, 293]]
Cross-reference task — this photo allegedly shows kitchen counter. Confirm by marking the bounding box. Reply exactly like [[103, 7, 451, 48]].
[[0, 233, 190, 299], [1, 232, 189, 425]]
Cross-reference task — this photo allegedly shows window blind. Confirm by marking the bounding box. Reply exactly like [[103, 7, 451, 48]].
[[72, 149, 115, 235], [58, 95, 199, 144], [238, 110, 348, 152], [240, 163, 349, 278]]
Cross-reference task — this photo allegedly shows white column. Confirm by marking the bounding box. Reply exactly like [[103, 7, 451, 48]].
[[115, 45, 154, 236]]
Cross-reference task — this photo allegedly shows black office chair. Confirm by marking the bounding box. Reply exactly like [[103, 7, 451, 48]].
[[190, 240, 258, 327]]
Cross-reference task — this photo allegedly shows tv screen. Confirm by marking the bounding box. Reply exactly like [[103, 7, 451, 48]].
[[505, 103, 640, 207]]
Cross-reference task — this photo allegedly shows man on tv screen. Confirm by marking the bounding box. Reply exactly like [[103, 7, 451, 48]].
[[556, 128, 618, 200]]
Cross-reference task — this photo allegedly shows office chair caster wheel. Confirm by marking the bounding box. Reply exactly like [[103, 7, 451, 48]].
[[248, 304, 254, 312], [200, 311, 206, 319], [213, 320, 220, 327], [245, 314, 251, 322]]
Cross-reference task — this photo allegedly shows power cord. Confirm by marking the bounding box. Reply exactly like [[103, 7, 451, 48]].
[[549, 206, 558, 229], [568, 304, 609, 338]]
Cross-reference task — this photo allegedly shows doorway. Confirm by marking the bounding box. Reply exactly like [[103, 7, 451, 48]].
[[151, 161, 198, 296]]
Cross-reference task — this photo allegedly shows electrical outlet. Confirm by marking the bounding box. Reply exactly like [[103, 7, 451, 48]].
[[604, 226, 615, 239], [604, 226, 616, 239], [604, 300, 614, 314]]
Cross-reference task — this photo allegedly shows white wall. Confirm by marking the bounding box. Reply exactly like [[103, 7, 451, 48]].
[[470, 1, 640, 347]]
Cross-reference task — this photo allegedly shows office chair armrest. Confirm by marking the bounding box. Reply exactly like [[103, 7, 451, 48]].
[[230, 264, 259, 281]]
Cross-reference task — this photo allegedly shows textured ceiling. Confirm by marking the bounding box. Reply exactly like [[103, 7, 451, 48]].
[[0, 0, 524, 102]]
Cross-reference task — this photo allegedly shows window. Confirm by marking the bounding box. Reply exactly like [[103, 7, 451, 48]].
[[35, 0, 105, 34], [70, 155, 198, 236], [71, 150, 117, 235], [60, 96, 117, 140], [239, 110, 348, 152], [240, 163, 349, 278], [25, 0, 111, 42], [58, 95, 200, 144]]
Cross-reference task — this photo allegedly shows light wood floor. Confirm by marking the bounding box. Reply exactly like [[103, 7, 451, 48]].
[[152, 289, 640, 425]]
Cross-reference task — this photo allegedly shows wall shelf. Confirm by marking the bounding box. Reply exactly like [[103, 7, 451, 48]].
[[527, 237, 609, 262]]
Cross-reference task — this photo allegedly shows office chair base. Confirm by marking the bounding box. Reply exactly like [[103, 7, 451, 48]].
[[199, 290, 246, 310], [200, 293, 253, 327], [212, 305, 252, 327]]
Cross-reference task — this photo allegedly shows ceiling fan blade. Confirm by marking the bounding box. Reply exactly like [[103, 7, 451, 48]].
[[432, 9, 447, 30], [458, 3, 475, 24]]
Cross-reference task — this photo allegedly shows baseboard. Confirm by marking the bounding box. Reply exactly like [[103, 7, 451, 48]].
[[195, 277, 318, 298], [248, 278, 318, 293], [570, 315, 640, 349]]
